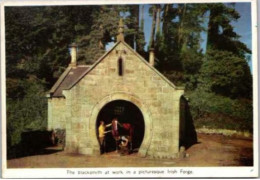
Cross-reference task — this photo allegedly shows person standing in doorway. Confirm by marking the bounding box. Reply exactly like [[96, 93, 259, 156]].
[[98, 121, 110, 154]]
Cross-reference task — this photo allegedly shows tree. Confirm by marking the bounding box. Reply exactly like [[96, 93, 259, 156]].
[[5, 6, 94, 149], [77, 5, 145, 63], [124, 5, 139, 49], [155, 4, 206, 87], [76, 6, 119, 64], [201, 3, 252, 99], [198, 50, 252, 99], [155, 5, 162, 39], [148, 5, 157, 49], [136, 5, 146, 57], [206, 3, 251, 58]]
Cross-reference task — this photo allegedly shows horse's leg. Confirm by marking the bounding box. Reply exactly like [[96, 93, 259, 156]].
[[103, 136, 106, 153], [129, 127, 133, 153], [112, 130, 117, 152], [115, 138, 118, 152]]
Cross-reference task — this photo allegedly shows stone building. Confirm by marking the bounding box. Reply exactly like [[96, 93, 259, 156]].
[[47, 19, 185, 158]]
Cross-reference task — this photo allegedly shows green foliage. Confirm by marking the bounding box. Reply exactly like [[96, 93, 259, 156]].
[[77, 5, 119, 64], [155, 3, 252, 132], [5, 6, 94, 87], [198, 50, 252, 99], [77, 5, 146, 63], [5, 6, 94, 150], [180, 50, 204, 90], [156, 4, 206, 85], [7, 80, 47, 147], [186, 90, 253, 132], [206, 3, 251, 58]]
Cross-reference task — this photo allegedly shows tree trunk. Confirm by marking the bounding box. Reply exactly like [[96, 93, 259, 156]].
[[178, 4, 187, 49], [136, 5, 145, 55], [206, 7, 218, 53], [140, 5, 144, 30], [149, 5, 157, 48], [134, 5, 139, 50], [156, 5, 161, 36], [162, 4, 169, 37]]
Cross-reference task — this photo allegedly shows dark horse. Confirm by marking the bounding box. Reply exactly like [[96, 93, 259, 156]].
[[112, 122, 134, 152]]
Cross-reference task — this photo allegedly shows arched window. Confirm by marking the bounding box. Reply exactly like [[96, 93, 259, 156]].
[[118, 58, 123, 76]]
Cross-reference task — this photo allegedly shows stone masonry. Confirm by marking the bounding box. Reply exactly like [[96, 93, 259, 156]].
[[47, 20, 185, 159]]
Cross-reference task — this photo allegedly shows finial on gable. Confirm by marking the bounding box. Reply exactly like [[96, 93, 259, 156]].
[[117, 18, 124, 42]]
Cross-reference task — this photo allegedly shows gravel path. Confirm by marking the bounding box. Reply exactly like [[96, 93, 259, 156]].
[[7, 133, 253, 168]]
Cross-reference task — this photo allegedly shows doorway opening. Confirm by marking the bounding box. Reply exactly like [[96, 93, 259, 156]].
[[96, 100, 145, 153]]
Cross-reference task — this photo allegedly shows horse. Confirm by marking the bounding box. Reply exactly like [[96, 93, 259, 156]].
[[111, 122, 134, 153], [120, 123, 134, 152]]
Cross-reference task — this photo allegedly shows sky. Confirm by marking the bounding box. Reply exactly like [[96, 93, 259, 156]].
[[141, 3, 252, 52], [232, 3, 252, 69], [108, 3, 252, 70], [232, 3, 252, 51]]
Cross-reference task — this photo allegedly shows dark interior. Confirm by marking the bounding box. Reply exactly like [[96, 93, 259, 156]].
[[96, 100, 145, 153]]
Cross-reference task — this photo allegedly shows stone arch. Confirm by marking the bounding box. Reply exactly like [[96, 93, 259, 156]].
[[89, 92, 153, 157]]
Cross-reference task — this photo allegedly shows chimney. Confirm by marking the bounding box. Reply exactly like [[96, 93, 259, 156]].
[[70, 43, 77, 67], [149, 48, 155, 66], [117, 18, 124, 42]]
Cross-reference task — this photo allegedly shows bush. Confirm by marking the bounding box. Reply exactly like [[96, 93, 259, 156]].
[[7, 80, 48, 149], [186, 90, 253, 132], [198, 50, 252, 99]]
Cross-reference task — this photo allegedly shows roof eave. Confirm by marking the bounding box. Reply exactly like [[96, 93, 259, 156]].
[[49, 66, 72, 97]]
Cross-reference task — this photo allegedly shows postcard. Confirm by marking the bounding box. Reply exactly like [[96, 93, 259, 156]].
[[1, 0, 259, 178]]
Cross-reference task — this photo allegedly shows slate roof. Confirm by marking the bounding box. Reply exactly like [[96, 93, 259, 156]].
[[49, 65, 90, 97]]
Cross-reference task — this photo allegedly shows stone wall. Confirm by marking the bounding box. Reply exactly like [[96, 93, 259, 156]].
[[50, 42, 184, 158], [48, 98, 68, 130]]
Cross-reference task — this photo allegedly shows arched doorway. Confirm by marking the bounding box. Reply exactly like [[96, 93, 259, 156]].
[[96, 100, 145, 153]]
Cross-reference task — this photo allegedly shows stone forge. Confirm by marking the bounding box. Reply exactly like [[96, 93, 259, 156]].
[[47, 20, 185, 159]]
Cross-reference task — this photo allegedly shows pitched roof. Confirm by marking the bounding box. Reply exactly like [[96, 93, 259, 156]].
[[49, 65, 90, 97]]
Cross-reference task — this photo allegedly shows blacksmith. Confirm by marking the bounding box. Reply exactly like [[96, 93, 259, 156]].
[[98, 121, 110, 154]]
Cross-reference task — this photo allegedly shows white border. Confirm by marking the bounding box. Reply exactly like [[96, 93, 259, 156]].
[[1, 167, 259, 178], [0, 0, 255, 6], [1, 0, 259, 178], [1, 2, 7, 177], [251, 0, 259, 174]]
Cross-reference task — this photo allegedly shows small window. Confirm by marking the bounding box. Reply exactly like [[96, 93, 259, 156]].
[[118, 58, 123, 76]]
